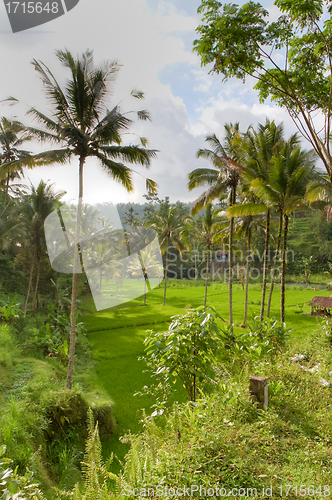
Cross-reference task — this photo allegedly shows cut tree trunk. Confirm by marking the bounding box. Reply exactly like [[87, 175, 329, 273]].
[[66, 156, 85, 390]]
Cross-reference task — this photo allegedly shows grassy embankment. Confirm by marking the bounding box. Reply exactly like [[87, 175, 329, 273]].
[[82, 280, 329, 468]]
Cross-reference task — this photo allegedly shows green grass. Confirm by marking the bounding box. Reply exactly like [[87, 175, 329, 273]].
[[82, 280, 330, 469]]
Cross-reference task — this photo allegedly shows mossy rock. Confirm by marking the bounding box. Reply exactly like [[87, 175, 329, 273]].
[[43, 389, 89, 441], [91, 404, 117, 439], [43, 389, 116, 441]]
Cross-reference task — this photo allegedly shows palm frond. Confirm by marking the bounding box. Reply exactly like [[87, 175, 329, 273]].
[[227, 202, 267, 217], [131, 89, 145, 99], [98, 144, 157, 167], [96, 152, 134, 192], [188, 168, 219, 190], [146, 178, 158, 195]]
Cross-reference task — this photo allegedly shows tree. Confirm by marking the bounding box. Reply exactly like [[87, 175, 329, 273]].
[[145, 201, 186, 305], [143, 307, 225, 402], [128, 241, 163, 305], [25, 49, 157, 389], [229, 192, 265, 327], [232, 119, 285, 321], [194, 0, 332, 185], [19, 180, 65, 315], [264, 141, 317, 322], [186, 204, 224, 309], [0, 117, 32, 205], [188, 124, 241, 331]]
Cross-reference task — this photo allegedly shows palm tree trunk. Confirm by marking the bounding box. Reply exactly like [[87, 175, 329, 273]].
[[31, 255, 41, 312], [229, 187, 236, 333], [242, 227, 251, 327], [4, 173, 10, 206], [260, 209, 270, 322], [281, 213, 289, 323], [144, 275, 147, 305], [24, 250, 36, 316], [66, 156, 85, 390], [163, 236, 170, 306], [204, 246, 210, 310], [267, 212, 283, 318]]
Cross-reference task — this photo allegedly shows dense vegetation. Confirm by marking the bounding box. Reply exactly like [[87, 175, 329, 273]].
[[1, 32, 332, 498]]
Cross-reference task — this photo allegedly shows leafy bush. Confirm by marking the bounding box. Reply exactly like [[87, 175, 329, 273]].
[[0, 456, 46, 499], [141, 307, 225, 405], [0, 294, 22, 324]]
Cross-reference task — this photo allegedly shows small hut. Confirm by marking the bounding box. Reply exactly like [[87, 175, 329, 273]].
[[308, 296, 332, 317]]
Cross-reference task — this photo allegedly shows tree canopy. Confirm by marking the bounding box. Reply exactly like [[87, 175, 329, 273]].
[[194, 0, 332, 183]]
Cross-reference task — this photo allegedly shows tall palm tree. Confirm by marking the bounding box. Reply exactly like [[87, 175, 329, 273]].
[[23, 49, 157, 389], [192, 203, 224, 309], [19, 180, 65, 315], [229, 190, 265, 327], [145, 202, 186, 305], [260, 141, 317, 322], [188, 123, 242, 331], [0, 118, 33, 205], [0, 191, 21, 252], [238, 119, 285, 321]]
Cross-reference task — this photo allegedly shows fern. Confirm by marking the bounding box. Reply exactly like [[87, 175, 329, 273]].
[[72, 409, 118, 500]]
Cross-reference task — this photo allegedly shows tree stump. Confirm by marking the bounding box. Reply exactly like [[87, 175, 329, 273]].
[[249, 376, 268, 409]]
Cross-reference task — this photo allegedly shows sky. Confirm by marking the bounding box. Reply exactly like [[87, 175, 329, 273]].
[[0, 0, 299, 205]]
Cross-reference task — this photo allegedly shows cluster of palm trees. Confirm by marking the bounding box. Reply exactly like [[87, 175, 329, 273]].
[[188, 119, 324, 325], [141, 120, 327, 331]]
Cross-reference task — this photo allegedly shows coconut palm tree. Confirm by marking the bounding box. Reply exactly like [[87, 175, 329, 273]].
[[145, 202, 187, 305], [128, 241, 163, 305], [188, 123, 242, 331], [21, 49, 157, 389], [19, 180, 65, 315], [237, 119, 285, 321], [229, 190, 265, 326], [0, 117, 33, 205], [257, 141, 318, 322], [191, 203, 224, 309]]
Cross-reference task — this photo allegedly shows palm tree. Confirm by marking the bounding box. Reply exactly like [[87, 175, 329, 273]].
[[238, 119, 285, 321], [19, 180, 65, 315], [0, 118, 33, 205], [266, 142, 317, 322], [0, 191, 21, 252], [183, 216, 204, 284], [190, 203, 224, 309], [128, 241, 163, 305], [188, 123, 242, 331], [229, 191, 265, 327], [145, 202, 186, 305], [24, 49, 157, 389]]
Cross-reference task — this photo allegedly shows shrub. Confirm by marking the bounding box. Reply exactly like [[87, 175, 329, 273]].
[[141, 307, 225, 405]]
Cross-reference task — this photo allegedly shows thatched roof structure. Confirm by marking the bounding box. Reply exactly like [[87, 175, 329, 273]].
[[308, 296, 332, 308]]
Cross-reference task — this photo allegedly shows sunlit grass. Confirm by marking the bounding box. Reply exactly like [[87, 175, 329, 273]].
[[83, 279, 329, 469]]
